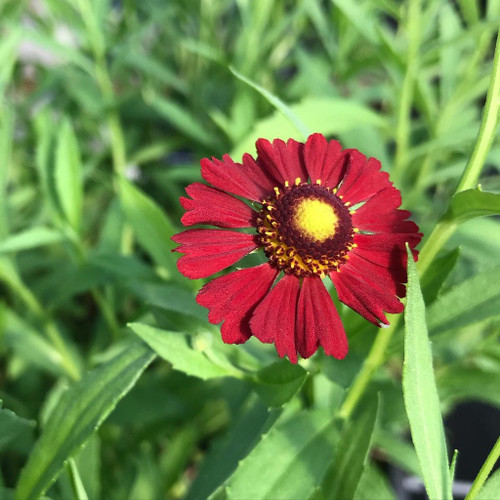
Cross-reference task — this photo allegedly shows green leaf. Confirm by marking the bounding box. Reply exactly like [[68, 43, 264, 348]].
[[229, 66, 311, 139], [66, 459, 89, 500], [320, 398, 379, 500], [55, 119, 83, 232], [0, 106, 14, 238], [355, 463, 396, 500], [0, 227, 65, 254], [186, 400, 277, 500], [331, 0, 379, 45], [444, 188, 500, 223], [427, 265, 500, 333], [477, 468, 500, 500], [374, 431, 422, 478], [253, 360, 307, 407], [420, 247, 460, 304], [219, 410, 339, 500], [0, 28, 20, 95], [232, 97, 385, 160], [0, 402, 34, 452], [129, 323, 241, 380], [15, 341, 155, 500], [129, 282, 207, 320], [403, 245, 451, 500], [119, 177, 178, 279], [2, 307, 65, 376], [144, 90, 217, 148], [438, 366, 500, 408]]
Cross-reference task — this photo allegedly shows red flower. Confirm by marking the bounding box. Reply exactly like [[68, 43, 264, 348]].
[[173, 134, 422, 363]]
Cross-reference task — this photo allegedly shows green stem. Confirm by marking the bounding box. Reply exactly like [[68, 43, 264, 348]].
[[76, 0, 127, 176], [339, 29, 500, 421], [465, 437, 500, 500], [393, 0, 421, 182], [457, 30, 500, 192]]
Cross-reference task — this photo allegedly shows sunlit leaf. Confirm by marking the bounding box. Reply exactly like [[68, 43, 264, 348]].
[[129, 323, 242, 380], [444, 188, 500, 223], [217, 410, 339, 500], [403, 245, 451, 500], [232, 97, 385, 160]]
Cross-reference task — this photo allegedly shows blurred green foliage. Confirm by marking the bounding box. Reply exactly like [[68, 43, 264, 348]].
[[1, 0, 500, 498]]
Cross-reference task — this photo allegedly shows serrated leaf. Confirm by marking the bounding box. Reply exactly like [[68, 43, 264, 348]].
[[129, 323, 241, 380], [444, 188, 500, 223], [321, 398, 379, 500], [0, 402, 34, 452], [55, 119, 83, 232], [0, 227, 65, 254], [119, 177, 178, 278], [253, 359, 307, 407], [220, 410, 339, 500], [15, 341, 155, 500], [427, 265, 500, 333], [403, 246, 451, 500]]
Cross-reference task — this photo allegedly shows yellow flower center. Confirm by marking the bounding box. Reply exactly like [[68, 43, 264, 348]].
[[255, 181, 355, 277], [293, 198, 339, 242]]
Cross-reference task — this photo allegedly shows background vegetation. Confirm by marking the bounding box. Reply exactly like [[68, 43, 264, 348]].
[[1, 0, 500, 498]]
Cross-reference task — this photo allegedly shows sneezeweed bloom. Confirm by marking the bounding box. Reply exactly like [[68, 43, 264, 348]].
[[173, 134, 422, 363]]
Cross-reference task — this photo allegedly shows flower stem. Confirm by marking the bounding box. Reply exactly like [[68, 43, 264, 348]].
[[339, 28, 500, 421], [465, 437, 500, 500], [457, 30, 500, 192], [393, 0, 422, 182]]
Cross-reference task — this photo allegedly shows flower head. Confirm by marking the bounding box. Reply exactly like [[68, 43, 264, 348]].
[[173, 134, 422, 363]]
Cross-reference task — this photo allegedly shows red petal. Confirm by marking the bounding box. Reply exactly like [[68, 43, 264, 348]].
[[342, 253, 406, 297], [256, 138, 307, 185], [180, 182, 255, 228], [297, 277, 348, 359], [330, 269, 403, 325], [196, 263, 278, 344], [303, 133, 343, 185], [201, 153, 275, 202], [354, 233, 422, 253], [337, 153, 391, 205], [250, 274, 300, 363], [173, 229, 257, 279]]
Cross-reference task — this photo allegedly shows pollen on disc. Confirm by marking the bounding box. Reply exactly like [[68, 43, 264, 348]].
[[293, 198, 339, 242]]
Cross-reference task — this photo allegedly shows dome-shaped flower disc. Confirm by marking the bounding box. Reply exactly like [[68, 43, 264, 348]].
[[173, 133, 422, 363]]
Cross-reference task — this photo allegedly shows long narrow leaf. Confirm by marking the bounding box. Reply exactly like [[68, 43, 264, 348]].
[[15, 341, 155, 500], [403, 245, 451, 500]]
